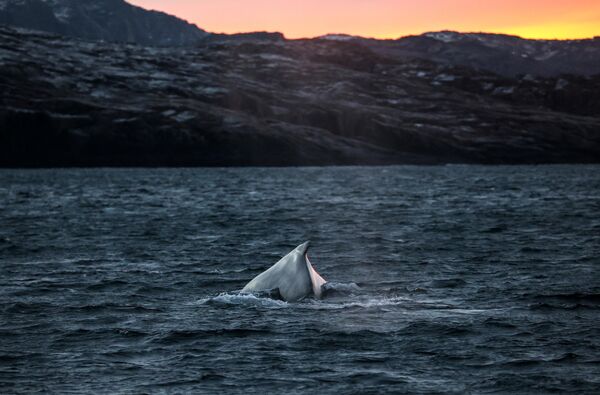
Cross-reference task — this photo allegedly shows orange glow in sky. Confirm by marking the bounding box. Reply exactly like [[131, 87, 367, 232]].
[[129, 0, 600, 40]]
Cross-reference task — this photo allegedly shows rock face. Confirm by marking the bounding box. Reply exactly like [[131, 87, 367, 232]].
[[0, 0, 207, 46], [0, 26, 599, 167]]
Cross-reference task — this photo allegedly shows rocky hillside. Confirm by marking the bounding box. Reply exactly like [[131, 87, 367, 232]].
[[0, 0, 207, 46], [329, 31, 600, 77], [1, 0, 598, 76], [1, 26, 599, 166]]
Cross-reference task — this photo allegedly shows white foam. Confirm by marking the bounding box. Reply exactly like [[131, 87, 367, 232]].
[[292, 295, 415, 311], [196, 292, 500, 316], [197, 293, 289, 308]]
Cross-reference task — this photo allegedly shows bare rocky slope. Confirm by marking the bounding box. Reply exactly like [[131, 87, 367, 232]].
[[344, 31, 600, 78], [0, 0, 207, 46], [1, 26, 599, 166]]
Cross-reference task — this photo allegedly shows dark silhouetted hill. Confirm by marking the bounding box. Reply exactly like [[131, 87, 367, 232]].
[[0, 0, 207, 46]]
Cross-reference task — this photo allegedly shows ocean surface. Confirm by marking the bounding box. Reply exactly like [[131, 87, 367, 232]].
[[0, 166, 599, 394]]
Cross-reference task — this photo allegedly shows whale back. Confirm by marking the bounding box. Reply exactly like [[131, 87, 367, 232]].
[[242, 242, 317, 302]]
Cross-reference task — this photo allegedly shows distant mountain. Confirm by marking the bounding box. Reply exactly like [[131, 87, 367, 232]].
[[323, 31, 600, 77], [0, 0, 207, 46], [1, 26, 599, 167]]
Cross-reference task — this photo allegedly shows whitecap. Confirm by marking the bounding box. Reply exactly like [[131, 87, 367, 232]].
[[196, 292, 289, 308]]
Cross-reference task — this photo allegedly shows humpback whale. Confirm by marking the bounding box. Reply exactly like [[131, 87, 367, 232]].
[[242, 241, 327, 302]]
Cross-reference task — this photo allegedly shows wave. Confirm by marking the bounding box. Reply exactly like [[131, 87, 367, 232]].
[[86, 279, 129, 291], [153, 328, 273, 344], [322, 281, 362, 296], [196, 291, 413, 310], [301, 296, 415, 310], [196, 293, 289, 308], [537, 292, 600, 302], [49, 328, 150, 341], [72, 303, 163, 313], [498, 352, 580, 367], [429, 278, 467, 289], [194, 291, 477, 314], [527, 292, 600, 310], [529, 302, 600, 311], [4, 301, 56, 314]]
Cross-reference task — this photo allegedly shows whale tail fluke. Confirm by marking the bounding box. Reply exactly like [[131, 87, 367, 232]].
[[241, 241, 328, 302], [297, 241, 310, 255]]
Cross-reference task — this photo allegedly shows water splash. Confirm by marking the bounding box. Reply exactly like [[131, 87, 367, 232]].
[[196, 292, 289, 308]]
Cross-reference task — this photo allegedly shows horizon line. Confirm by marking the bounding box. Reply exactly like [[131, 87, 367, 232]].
[[206, 29, 600, 42]]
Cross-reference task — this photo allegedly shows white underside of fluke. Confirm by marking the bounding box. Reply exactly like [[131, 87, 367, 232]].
[[306, 255, 327, 299]]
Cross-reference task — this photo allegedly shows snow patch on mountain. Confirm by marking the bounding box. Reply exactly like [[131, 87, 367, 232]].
[[319, 34, 357, 42], [424, 31, 462, 43]]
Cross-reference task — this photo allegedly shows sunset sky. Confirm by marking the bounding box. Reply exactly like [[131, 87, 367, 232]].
[[129, 0, 600, 40]]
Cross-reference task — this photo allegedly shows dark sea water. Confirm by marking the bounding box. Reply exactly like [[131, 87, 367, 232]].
[[1, 166, 599, 394]]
